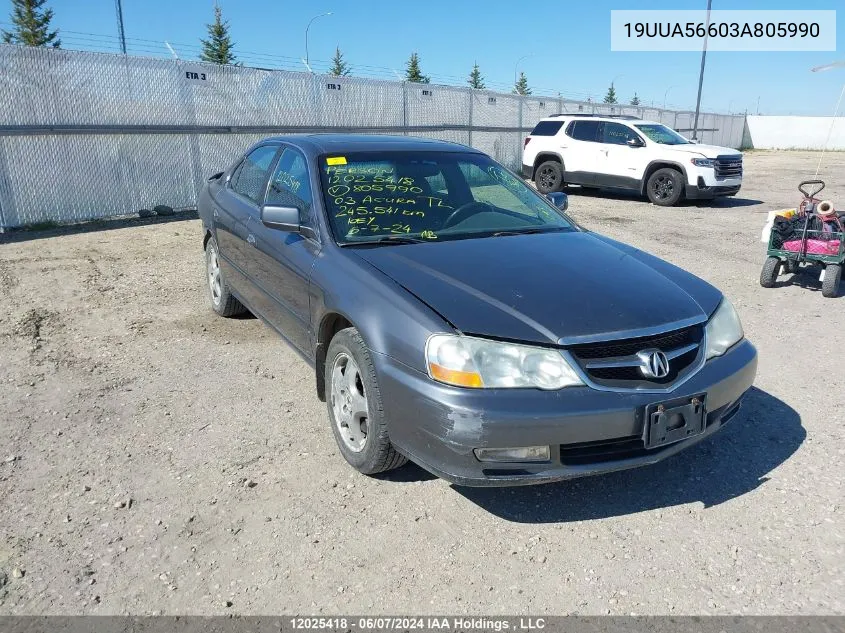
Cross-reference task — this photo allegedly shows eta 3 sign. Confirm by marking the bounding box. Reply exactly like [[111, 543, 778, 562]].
[[182, 67, 208, 84]]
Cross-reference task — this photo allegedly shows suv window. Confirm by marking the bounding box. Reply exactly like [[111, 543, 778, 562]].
[[602, 122, 641, 145], [566, 120, 600, 142], [530, 120, 564, 136], [231, 145, 278, 203]]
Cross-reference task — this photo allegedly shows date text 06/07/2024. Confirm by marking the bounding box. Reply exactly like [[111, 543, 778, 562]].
[[289, 617, 548, 631]]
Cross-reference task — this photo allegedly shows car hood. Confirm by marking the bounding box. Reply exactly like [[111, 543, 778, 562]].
[[351, 232, 723, 345], [663, 143, 741, 159]]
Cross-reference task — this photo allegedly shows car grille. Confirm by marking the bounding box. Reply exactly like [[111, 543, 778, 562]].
[[714, 155, 742, 180], [567, 324, 704, 388]]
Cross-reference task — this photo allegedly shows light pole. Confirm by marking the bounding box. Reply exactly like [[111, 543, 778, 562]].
[[810, 61, 845, 177], [114, 0, 126, 55], [514, 55, 534, 89], [305, 12, 333, 69], [691, 0, 713, 140], [663, 85, 677, 109]]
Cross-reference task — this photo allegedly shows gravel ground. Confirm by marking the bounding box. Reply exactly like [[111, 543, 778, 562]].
[[0, 150, 843, 616]]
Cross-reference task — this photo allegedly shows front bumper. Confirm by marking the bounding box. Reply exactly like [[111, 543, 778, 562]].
[[375, 340, 757, 486], [686, 170, 742, 199]]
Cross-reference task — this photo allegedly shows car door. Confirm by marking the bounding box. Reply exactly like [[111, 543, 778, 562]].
[[561, 120, 601, 185], [599, 121, 649, 189], [245, 146, 321, 355], [213, 144, 280, 292]]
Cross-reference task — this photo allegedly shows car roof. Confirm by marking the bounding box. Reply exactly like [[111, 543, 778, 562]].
[[257, 134, 482, 156], [536, 115, 661, 126]]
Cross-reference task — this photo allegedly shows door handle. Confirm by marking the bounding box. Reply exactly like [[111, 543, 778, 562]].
[[247, 234, 256, 246]]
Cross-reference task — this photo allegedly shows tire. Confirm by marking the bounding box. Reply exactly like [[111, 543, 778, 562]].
[[205, 236, 247, 317], [784, 259, 799, 274], [646, 167, 684, 206], [534, 160, 564, 194], [325, 327, 407, 475], [759, 256, 782, 288], [822, 263, 841, 298]]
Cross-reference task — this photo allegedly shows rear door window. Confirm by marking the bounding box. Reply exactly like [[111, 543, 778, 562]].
[[231, 145, 278, 204], [566, 120, 600, 142]]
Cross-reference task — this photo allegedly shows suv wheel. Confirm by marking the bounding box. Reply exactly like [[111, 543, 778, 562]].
[[646, 167, 684, 206], [534, 161, 564, 194]]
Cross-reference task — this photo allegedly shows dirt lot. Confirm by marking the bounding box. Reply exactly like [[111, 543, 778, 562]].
[[0, 150, 843, 616]]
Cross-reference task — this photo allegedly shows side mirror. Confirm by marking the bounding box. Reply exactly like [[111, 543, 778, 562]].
[[261, 205, 300, 232], [626, 137, 645, 148], [546, 192, 568, 211]]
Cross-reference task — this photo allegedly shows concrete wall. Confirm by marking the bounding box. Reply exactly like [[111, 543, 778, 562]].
[[744, 115, 845, 150]]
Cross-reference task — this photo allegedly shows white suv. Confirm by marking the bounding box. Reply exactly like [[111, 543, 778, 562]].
[[522, 115, 743, 206]]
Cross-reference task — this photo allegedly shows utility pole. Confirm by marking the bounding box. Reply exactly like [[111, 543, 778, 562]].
[[691, 0, 712, 140], [115, 0, 127, 54]]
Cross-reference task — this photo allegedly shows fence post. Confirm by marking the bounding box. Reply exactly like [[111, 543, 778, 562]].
[[468, 88, 474, 147], [517, 96, 523, 169], [402, 81, 408, 136], [0, 140, 13, 230]]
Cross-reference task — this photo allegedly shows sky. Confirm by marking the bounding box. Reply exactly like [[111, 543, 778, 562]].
[[4, 0, 844, 115]]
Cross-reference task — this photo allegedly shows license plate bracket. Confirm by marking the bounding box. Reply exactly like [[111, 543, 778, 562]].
[[644, 394, 707, 450]]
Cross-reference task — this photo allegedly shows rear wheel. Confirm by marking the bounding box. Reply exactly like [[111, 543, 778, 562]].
[[759, 256, 782, 288], [822, 263, 841, 298], [646, 168, 684, 206], [534, 160, 564, 194], [325, 327, 407, 475], [205, 236, 247, 317]]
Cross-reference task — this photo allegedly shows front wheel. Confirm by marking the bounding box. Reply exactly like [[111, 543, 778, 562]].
[[760, 256, 782, 288], [646, 168, 684, 206], [325, 327, 407, 475], [822, 263, 841, 298]]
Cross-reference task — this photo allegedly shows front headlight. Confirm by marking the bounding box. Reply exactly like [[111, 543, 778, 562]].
[[705, 299, 744, 359], [425, 334, 584, 389], [691, 158, 714, 167]]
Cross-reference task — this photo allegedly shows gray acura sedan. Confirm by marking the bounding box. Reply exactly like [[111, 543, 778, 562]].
[[199, 134, 757, 486]]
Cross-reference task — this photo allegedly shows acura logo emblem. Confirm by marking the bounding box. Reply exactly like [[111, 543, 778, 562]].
[[637, 349, 670, 379]]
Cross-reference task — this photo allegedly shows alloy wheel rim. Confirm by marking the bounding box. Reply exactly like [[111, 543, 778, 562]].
[[207, 246, 222, 305], [653, 175, 674, 199], [330, 353, 369, 452], [539, 167, 555, 189]]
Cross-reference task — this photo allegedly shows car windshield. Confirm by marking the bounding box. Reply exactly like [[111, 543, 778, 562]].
[[634, 124, 691, 145], [319, 151, 575, 245]]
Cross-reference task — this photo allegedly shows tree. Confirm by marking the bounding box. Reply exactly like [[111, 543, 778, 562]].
[[513, 72, 531, 96], [2, 0, 60, 48], [405, 52, 430, 83], [200, 3, 236, 65], [630, 92, 641, 106], [467, 62, 485, 89], [330, 46, 351, 76], [603, 82, 618, 104]]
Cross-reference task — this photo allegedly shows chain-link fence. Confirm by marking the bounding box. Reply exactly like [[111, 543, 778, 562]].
[[0, 45, 746, 230]]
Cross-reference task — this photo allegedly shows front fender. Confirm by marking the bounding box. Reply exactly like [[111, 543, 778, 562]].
[[309, 248, 452, 373]]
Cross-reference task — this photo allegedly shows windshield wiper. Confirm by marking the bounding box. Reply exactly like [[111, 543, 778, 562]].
[[490, 227, 567, 238], [339, 235, 427, 247]]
